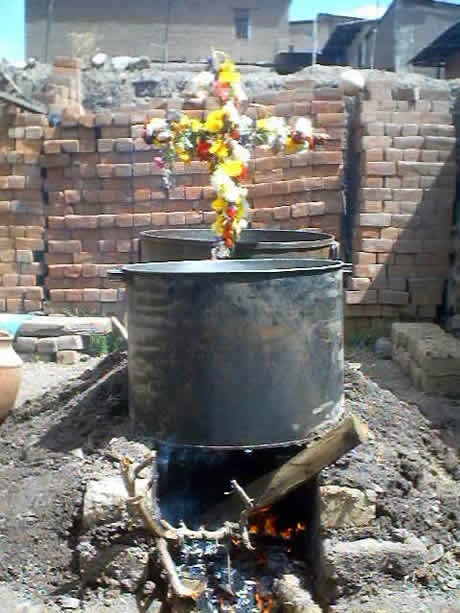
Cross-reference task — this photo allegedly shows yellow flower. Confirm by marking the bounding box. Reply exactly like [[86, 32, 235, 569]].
[[219, 60, 241, 84], [204, 109, 225, 133], [212, 198, 227, 212], [210, 139, 229, 159], [212, 213, 225, 235], [256, 118, 267, 130], [190, 119, 202, 132], [285, 136, 301, 154], [221, 159, 244, 178], [176, 147, 191, 163], [179, 115, 191, 128]]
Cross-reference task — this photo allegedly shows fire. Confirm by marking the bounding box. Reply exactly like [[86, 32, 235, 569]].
[[264, 515, 277, 537], [279, 527, 294, 540], [256, 591, 274, 612], [296, 521, 307, 533]]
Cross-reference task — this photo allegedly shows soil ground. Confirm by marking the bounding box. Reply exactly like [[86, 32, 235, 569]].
[[0, 347, 458, 612]]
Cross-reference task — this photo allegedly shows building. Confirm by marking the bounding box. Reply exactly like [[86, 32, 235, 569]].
[[288, 14, 359, 54], [321, 0, 460, 73], [410, 21, 460, 78], [26, 0, 291, 64]]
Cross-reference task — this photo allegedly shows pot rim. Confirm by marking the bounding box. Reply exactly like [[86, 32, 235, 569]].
[[140, 228, 335, 250], [113, 257, 347, 279]]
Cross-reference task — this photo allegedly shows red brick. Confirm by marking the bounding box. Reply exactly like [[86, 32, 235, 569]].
[[345, 290, 378, 304], [366, 162, 396, 176], [272, 206, 290, 220], [185, 186, 202, 200], [185, 212, 203, 225], [361, 238, 394, 252], [168, 212, 185, 225], [133, 213, 151, 227]]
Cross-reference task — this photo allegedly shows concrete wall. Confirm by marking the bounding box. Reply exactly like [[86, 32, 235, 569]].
[[289, 21, 314, 52], [372, 0, 460, 73], [26, 0, 290, 64], [346, 23, 377, 68], [446, 50, 460, 79]]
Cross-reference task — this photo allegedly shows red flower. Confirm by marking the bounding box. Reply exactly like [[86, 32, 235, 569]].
[[239, 164, 248, 179], [153, 156, 164, 168], [196, 139, 211, 160]]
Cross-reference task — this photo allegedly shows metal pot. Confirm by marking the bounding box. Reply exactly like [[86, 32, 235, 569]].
[[111, 259, 349, 449], [139, 229, 339, 262]]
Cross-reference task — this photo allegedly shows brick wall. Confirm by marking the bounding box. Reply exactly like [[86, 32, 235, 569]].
[[0, 74, 345, 316], [345, 79, 456, 329]]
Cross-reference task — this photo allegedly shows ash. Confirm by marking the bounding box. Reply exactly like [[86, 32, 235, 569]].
[[173, 535, 308, 611]]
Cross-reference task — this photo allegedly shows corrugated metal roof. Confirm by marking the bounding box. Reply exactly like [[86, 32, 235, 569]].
[[411, 21, 460, 66], [321, 19, 374, 58]]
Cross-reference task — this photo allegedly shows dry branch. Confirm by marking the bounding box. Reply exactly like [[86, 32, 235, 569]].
[[206, 415, 369, 522]]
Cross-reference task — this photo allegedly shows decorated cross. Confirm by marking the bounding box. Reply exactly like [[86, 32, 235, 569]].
[[143, 51, 328, 259]]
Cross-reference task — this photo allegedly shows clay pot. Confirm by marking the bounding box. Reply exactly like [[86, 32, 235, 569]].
[[0, 331, 23, 423]]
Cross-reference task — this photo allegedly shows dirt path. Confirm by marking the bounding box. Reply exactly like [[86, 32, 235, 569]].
[[0, 349, 458, 611]]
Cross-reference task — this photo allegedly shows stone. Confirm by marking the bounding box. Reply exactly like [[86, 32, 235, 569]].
[[275, 574, 321, 612], [92, 53, 108, 68], [112, 56, 132, 71], [14, 337, 37, 353], [20, 316, 112, 337], [36, 337, 58, 354], [375, 337, 392, 359], [340, 69, 365, 96], [106, 437, 153, 464], [56, 335, 84, 351], [426, 543, 444, 564], [129, 56, 150, 70], [57, 350, 80, 364], [82, 476, 129, 529], [78, 540, 148, 591], [82, 475, 149, 529], [320, 486, 376, 528], [323, 537, 427, 595], [58, 596, 80, 609]]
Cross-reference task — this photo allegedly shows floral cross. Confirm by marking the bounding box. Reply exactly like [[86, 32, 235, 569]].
[[143, 51, 328, 259]]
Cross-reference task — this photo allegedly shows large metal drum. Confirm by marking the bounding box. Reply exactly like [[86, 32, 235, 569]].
[[139, 229, 339, 262], [114, 259, 346, 449]]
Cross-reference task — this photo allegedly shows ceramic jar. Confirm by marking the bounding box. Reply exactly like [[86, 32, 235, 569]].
[[0, 331, 23, 423]]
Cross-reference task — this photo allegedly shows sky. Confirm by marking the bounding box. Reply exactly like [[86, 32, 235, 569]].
[[1, 0, 460, 62]]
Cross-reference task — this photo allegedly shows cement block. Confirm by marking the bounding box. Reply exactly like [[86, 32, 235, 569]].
[[14, 336, 37, 353], [56, 350, 80, 364], [56, 335, 84, 351], [36, 337, 59, 354]]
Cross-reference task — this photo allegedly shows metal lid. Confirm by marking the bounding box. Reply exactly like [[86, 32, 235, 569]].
[[115, 258, 346, 278], [140, 228, 335, 250]]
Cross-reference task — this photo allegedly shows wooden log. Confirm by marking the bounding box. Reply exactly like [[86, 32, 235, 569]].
[[205, 415, 368, 523]]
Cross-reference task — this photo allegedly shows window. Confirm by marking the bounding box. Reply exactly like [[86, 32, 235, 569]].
[[234, 9, 250, 40]]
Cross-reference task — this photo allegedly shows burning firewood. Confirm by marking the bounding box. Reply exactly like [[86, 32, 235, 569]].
[[205, 415, 369, 523]]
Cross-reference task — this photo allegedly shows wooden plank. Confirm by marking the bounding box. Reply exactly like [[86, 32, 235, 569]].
[[0, 91, 48, 115]]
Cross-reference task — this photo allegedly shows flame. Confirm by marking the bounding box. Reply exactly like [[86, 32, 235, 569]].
[[296, 521, 307, 533], [279, 527, 294, 540], [264, 515, 277, 537], [249, 524, 259, 535], [256, 591, 274, 612]]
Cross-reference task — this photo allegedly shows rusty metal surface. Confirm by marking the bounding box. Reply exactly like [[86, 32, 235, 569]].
[[139, 228, 338, 262], [124, 259, 345, 448]]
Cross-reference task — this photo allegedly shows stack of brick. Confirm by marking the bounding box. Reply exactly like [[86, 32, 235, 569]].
[[0, 106, 45, 313], [346, 82, 455, 326], [243, 80, 345, 240], [392, 322, 460, 395], [45, 57, 84, 116], [43, 80, 345, 316]]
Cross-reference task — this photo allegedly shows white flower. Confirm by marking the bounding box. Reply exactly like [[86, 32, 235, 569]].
[[232, 81, 248, 104], [223, 100, 240, 124], [193, 71, 214, 91], [295, 117, 313, 138], [231, 141, 251, 164], [146, 118, 167, 134], [238, 114, 254, 135], [211, 168, 247, 203]]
